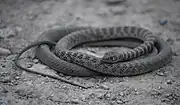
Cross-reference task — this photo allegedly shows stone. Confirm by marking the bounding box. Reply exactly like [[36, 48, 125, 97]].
[[116, 99, 124, 104], [99, 84, 110, 90], [110, 6, 126, 15], [119, 92, 124, 96], [70, 99, 81, 104], [156, 72, 165, 76], [33, 59, 39, 64], [27, 63, 33, 68], [0, 47, 11, 56], [96, 93, 105, 99], [0, 27, 16, 38], [0, 76, 11, 83], [166, 80, 172, 84]]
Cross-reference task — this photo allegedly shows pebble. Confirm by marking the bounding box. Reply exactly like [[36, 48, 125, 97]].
[[159, 20, 168, 25], [15, 89, 27, 97], [0, 27, 16, 38], [104, 92, 111, 99], [156, 72, 165, 76], [166, 80, 172, 85], [15, 76, 20, 80], [151, 89, 161, 96], [110, 6, 126, 15], [0, 76, 11, 83], [119, 92, 124, 96], [27, 63, 33, 68], [116, 99, 124, 104], [0, 47, 11, 56], [15, 26, 23, 32], [1, 64, 5, 68], [161, 98, 169, 102], [135, 91, 140, 95], [96, 93, 105, 99], [70, 99, 81, 104], [164, 37, 174, 45], [173, 50, 180, 56], [33, 59, 39, 64], [99, 84, 110, 90], [105, 0, 126, 6], [157, 86, 162, 90]]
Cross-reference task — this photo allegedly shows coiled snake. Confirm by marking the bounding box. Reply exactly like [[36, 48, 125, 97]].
[[15, 26, 172, 88]]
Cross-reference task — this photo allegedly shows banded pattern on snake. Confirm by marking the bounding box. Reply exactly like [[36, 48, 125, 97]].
[[55, 26, 156, 63], [54, 27, 171, 76], [15, 26, 172, 88]]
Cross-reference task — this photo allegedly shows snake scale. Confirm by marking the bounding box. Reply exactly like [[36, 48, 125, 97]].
[[15, 26, 172, 88]]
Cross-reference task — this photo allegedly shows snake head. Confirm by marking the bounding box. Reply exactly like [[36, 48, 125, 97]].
[[102, 51, 121, 63]]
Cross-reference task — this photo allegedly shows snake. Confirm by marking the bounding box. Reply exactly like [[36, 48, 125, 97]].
[[15, 26, 172, 88], [56, 26, 156, 63], [54, 27, 172, 76]]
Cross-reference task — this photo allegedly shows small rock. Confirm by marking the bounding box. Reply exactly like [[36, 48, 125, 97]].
[[99, 84, 110, 90], [27, 63, 33, 68], [0, 71, 8, 76], [164, 93, 171, 97], [166, 80, 172, 85], [105, 0, 126, 6], [70, 99, 81, 104], [173, 50, 179, 56], [156, 72, 165, 76], [119, 92, 124, 97], [159, 20, 168, 25], [157, 86, 162, 90], [0, 76, 11, 83], [0, 27, 16, 38], [0, 87, 8, 93], [89, 93, 96, 99], [161, 98, 170, 102], [15, 76, 20, 80], [163, 36, 174, 45], [15, 89, 27, 97], [1, 64, 5, 68], [0, 47, 11, 56], [116, 99, 124, 104], [97, 8, 109, 17], [104, 92, 111, 99], [151, 89, 161, 96], [15, 26, 23, 32], [96, 93, 105, 99], [135, 91, 140, 95], [33, 59, 39, 64], [110, 6, 126, 15]]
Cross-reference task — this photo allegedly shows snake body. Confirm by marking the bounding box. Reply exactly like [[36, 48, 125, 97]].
[[54, 27, 172, 76], [55, 26, 156, 63], [15, 26, 172, 88], [35, 26, 166, 76]]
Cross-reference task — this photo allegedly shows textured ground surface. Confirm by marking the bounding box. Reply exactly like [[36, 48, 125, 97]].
[[0, 0, 180, 105]]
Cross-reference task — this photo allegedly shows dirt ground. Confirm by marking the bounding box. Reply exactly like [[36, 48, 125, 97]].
[[0, 0, 180, 105]]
